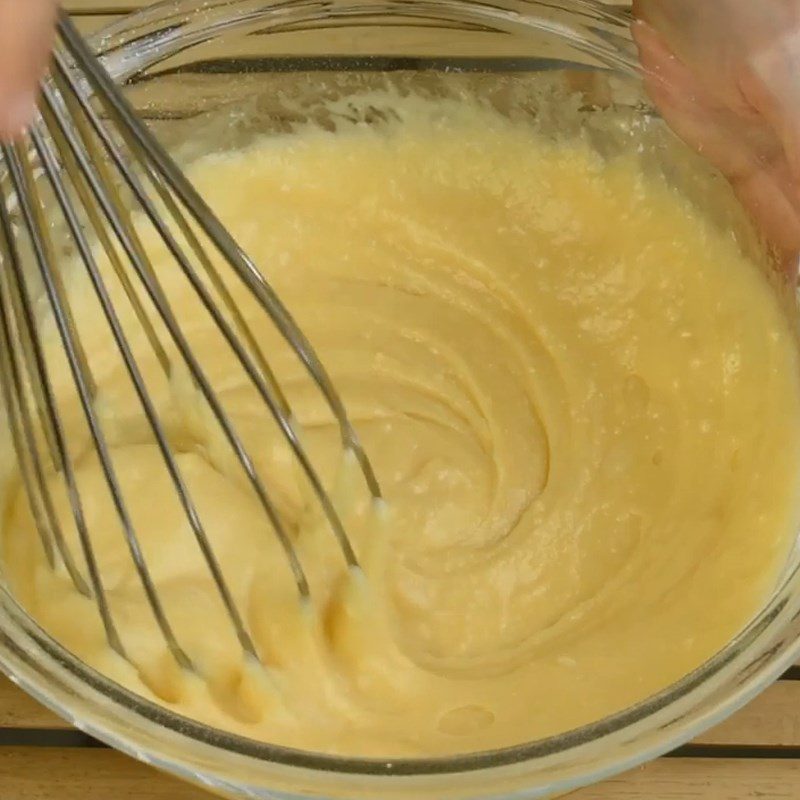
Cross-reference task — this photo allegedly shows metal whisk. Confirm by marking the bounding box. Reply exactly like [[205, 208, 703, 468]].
[[0, 11, 381, 672]]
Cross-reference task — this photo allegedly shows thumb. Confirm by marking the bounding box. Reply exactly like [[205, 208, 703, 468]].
[[0, 0, 58, 141]]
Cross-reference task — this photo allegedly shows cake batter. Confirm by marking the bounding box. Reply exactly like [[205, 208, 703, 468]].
[[2, 92, 800, 757]]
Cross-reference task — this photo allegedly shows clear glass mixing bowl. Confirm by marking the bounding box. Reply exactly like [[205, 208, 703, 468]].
[[1, 1, 800, 799]]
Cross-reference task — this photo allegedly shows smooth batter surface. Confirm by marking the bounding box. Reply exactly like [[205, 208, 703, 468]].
[[3, 92, 800, 757]]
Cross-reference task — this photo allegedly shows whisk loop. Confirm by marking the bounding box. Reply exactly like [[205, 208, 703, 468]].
[[0, 11, 381, 674]]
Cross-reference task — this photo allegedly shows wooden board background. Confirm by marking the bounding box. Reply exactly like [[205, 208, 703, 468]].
[[3, 1, 799, 798]]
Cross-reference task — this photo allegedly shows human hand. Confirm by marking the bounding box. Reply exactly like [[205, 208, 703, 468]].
[[632, 0, 800, 270], [0, 0, 57, 141]]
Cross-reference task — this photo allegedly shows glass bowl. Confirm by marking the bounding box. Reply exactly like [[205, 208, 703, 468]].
[[1, 1, 800, 798]]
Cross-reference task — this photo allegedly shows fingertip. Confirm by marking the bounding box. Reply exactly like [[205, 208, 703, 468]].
[[0, 0, 57, 142], [0, 91, 37, 143]]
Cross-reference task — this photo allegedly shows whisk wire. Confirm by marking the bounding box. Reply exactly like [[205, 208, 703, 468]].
[[30, 121, 266, 663], [50, 42, 358, 574], [42, 71, 317, 658], [143, 164, 293, 419], [41, 87, 173, 378], [0, 226, 59, 571], [3, 146, 110, 602], [40, 64, 313, 600], [7, 268, 65, 476], [4, 140, 194, 669], [56, 11, 382, 502], [0, 10, 384, 675], [0, 156, 121, 640]]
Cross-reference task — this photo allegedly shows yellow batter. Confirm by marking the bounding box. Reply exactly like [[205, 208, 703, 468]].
[[3, 91, 800, 757]]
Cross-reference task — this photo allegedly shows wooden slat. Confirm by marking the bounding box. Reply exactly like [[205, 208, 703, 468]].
[[0, 678, 63, 729], [0, 748, 206, 799], [575, 759, 800, 799], [0, 749, 797, 800], [699, 682, 800, 748]]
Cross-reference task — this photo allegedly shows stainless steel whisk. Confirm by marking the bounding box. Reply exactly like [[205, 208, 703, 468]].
[[0, 11, 381, 672]]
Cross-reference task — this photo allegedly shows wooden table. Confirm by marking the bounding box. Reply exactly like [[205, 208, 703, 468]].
[[3, 667, 800, 798], [3, 1, 796, 797]]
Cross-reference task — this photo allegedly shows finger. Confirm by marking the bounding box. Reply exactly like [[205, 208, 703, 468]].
[[741, 27, 800, 185], [732, 167, 800, 257], [0, 0, 57, 141], [633, 20, 758, 180], [633, 19, 800, 272]]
